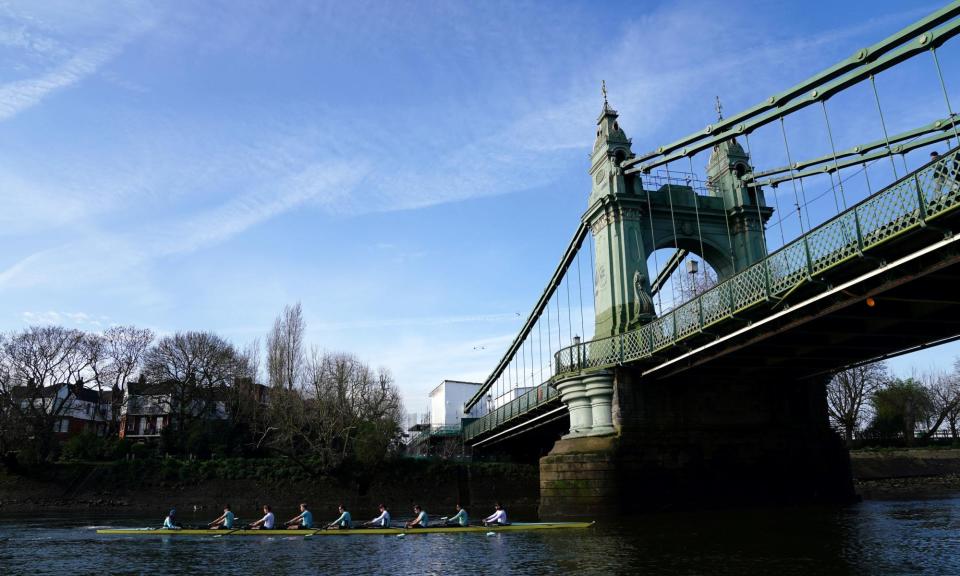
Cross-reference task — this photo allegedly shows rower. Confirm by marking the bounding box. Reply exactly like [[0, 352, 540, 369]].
[[284, 503, 313, 530], [326, 504, 352, 530], [483, 502, 509, 526], [208, 504, 235, 530], [364, 504, 391, 528], [405, 504, 429, 529], [249, 505, 276, 530], [163, 509, 181, 530], [444, 503, 469, 527]]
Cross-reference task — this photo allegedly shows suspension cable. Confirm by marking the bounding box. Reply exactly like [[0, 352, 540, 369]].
[[742, 132, 771, 256], [537, 315, 544, 384], [820, 99, 849, 210], [745, 131, 780, 252], [644, 179, 665, 314], [576, 249, 586, 340], [687, 154, 709, 288], [546, 292, 554, 373], [663, 161, 686, 303], [869, 74, 901, 179], [931, 47, 960, 149], [779, 117, 809, 233]]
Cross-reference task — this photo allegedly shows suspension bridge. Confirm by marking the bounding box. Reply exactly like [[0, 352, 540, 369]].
[[454, 3, 960, 517]]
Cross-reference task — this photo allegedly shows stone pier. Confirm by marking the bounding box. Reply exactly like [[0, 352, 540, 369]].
[[539, 366, 855, 519]]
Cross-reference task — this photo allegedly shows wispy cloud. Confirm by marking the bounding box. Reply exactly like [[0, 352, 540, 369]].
[[0, 2, 157, 122], [21, 310, 109, 327]]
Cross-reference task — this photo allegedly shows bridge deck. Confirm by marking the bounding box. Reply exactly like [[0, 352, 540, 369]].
[[466, 146, 960, 447]]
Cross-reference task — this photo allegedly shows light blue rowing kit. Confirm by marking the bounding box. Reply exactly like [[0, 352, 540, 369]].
[[332, 511, 352, 528], [224, 511, 235, 529], [449, 509, 469, 526], [371, 510, 391, 527], [301, 510, 313, 529], [412, 511, 429, 527]]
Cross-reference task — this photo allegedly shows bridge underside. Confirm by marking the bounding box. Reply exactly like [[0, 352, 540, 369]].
[[641, 221, 960, 384], [540, 223, 960, 518]]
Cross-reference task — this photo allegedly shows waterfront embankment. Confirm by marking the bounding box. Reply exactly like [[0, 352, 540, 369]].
[[851, 448, 960, 499], [0, 458, 539, 516]]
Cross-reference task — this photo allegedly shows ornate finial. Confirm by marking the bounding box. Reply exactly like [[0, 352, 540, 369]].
[[602, 80, 608, 105], [715, 95, 724, 121]]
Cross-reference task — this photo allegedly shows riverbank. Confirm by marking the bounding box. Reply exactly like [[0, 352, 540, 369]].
[[850, 448, 960, 500], [0, 459, 540, 516]]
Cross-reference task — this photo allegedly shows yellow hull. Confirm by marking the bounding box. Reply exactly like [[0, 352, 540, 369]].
[[97, 522, 594, 536]]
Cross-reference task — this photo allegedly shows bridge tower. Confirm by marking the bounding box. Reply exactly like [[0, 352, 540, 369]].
[[540, 91, 850, 519], [586, 93, 773, 340]]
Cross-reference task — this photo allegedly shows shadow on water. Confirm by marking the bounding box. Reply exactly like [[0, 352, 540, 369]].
[[3, 498, 960, 575]]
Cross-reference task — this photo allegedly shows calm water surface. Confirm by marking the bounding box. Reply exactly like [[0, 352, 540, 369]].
[[2, 498, 960, 575]]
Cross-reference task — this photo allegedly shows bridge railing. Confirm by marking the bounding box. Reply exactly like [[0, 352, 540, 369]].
[[462, 382, 559, 442], [555, 147, 960, 375]]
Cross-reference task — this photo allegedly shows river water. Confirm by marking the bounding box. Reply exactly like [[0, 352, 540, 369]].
[[2, 498, 960, 575]]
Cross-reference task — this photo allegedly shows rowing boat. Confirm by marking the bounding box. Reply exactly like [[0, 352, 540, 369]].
[[97, 521, 594, 536]]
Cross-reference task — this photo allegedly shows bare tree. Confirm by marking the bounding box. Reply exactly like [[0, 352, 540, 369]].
[[827, 361, 889, 442], [143, 331, 246, 452], [255, 349, 404, 474], [267, 302, 305, 390], [919, 368, 960, 439], [0, 326, 91, 461], [84, 326, 154, 434]]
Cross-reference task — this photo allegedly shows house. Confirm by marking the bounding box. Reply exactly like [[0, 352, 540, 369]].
[[119, 377, 269, 441], [11, 380, 112, 439], [407, 380, 487, 457]]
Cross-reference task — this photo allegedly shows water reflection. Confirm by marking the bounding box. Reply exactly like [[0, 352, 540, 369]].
[[2, 499, 960, 575]]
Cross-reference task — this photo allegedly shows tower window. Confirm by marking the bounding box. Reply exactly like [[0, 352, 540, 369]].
[[614, 150, 626, 166]]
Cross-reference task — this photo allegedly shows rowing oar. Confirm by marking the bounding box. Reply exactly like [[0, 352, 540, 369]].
[[303, 525, 336, 539], [213, 523, 248, 538]]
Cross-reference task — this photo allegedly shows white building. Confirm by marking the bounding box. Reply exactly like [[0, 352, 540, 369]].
[[429, 380, 487, 427]]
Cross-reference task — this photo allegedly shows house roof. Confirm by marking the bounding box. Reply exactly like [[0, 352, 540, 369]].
[[10, 383, 104, 403]]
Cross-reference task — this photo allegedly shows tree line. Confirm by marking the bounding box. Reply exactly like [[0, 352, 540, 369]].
[[0, 302, 404, 473], [827, 359, 960, 445]]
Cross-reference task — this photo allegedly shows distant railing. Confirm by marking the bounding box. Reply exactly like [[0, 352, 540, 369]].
[[408, 425, 463, 446], [555, 147, 960, 376], [462, 382, 560, 442]]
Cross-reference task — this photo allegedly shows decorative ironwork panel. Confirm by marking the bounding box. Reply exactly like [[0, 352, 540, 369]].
[[651, 314, 676, 352], [585, 336, 618, 369], [923, 149, 960, 219], [674, 299, 701, 339], [728, 263, 766, 314], [766, 241, 808, 295], [700, 281, 733, 326], [622, 328, 651, 362], [857, 179, 920, 249], [807, 212, 859, 275]]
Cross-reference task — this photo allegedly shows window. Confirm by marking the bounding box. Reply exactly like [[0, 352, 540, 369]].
[[53, 419, 70, 433]]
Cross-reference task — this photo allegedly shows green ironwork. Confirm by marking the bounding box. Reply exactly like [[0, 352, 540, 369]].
[[554, 146, 960, 376], [409, 425, 463, 448], [751, 115, 960, 181], [623, 2, 960, 175], [463, 224, 588, 411], [462, 383, 559, 442]]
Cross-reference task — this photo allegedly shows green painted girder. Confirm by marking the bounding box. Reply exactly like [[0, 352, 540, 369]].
[[462, 382, 559, 442], [757, 130, 958, 188], [750, 116, 960, 181], [554, 146, 960, 379], [463, 223, 589, 412], [650, 249, 688, 296], [623, 2, 960, 174]]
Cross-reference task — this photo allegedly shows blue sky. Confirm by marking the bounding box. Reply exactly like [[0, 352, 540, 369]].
[[1, 0, 958, 413]]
